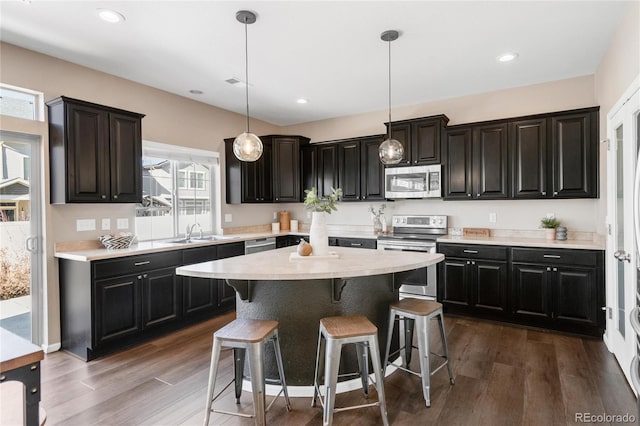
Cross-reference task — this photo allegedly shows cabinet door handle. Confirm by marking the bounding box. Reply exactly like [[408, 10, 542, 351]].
[[463, 250, 479, 254], [543, 255, 561, 259], [134, 261, 151, 266], [350, 243, 362, 247]]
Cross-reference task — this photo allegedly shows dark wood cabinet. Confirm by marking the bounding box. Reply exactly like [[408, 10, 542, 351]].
[[316, 144, 338, 197], [360, 136, 386, 201], [438, 244, 604, 336], [510, 118, 547, 198], [142, 267, 180, 329], [334, 237, 377, 249], [59, 242, 244, 361], [551, 111, 598, 198], [225, 135, 309, 203], [437, 244, 508, 313], [47, 96, 144, 204], [300, 145, 317, 200], [444, 123, 508, 200], [511, 247, 602, 332], [271, 136, 301, 202], [386, 115, 449, 166], [338, 140, 361, 201], [94, 274, 142, 345]]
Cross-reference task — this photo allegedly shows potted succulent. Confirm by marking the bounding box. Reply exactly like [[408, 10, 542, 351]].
[[304, 187, 342, 255], [540, 216, 561, 240]]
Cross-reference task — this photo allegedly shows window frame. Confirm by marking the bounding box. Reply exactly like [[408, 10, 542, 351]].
[[0, 83, 45, 121]]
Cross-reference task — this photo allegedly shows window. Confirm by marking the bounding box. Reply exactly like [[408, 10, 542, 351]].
[[0, 84, 44, 121], [135, 141, 220, 241]]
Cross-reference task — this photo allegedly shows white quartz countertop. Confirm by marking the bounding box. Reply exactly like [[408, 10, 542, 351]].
[[176, 246, 444, 280], [437, 235, 605, 250]]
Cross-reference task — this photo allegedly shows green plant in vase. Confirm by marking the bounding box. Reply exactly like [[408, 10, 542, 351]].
[[540, 216, 561, 240], [303, 187, 342, 213], [304, 187, 342, 256]]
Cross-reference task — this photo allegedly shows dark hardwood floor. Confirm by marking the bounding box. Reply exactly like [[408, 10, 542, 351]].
[[39, 312, 637, 425]]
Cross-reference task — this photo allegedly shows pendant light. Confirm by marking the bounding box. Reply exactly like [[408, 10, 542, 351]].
[[233, 10, 263, 162], [378, 30, 404, 165]]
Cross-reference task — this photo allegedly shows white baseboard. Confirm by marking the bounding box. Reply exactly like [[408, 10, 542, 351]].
[[42, 342, 61, 353]]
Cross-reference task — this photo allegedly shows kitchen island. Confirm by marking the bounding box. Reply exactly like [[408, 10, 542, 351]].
[[176, 246, 443, 391]]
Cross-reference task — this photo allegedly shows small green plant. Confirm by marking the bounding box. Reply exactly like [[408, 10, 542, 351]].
[[304, 187, 342, 214], [540, 217, 561, 229]]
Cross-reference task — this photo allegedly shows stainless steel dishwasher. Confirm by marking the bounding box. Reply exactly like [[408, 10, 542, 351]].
[[244, 237, 276, 254]]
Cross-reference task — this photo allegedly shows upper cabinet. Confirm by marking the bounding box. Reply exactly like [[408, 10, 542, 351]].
[[225, 135, 309, 204], [445, 107, 599, 201], [47, 96, 144, 204], [360, 135, 386, 201], [386, 115, 449, 166]]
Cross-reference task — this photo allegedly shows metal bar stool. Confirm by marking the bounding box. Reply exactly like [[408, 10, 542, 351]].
[[383, 298, 454, 407], [203, 319, 291, 426], [311, 315, 389, 426]]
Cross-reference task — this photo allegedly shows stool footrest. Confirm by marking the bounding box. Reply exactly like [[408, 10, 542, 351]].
[[334, 401, 381, 413], [212, 409, 253, 419]]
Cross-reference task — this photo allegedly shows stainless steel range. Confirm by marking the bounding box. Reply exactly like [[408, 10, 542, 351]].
[[377, 215, 447, 299]]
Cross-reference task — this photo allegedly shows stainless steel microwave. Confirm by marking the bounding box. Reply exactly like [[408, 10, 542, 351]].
[[384, 165, 442, 199]]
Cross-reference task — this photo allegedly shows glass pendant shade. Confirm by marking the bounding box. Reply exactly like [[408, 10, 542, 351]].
[[233, 132, 263, 162], [379, 137, 404, 164]]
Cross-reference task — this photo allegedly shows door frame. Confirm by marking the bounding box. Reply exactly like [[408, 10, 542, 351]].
[[605, 75, 640, 389], [0, 130, 44, 345]]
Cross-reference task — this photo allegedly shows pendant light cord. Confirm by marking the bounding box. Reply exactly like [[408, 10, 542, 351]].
[[244, 17, 250, 133], [387, 37, 392, 140]]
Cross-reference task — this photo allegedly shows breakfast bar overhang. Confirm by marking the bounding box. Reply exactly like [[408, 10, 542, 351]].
[[176, 246, 444, 387]]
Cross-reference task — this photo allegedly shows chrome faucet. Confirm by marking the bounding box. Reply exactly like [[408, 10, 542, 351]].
[[186, 223, 202, 240]]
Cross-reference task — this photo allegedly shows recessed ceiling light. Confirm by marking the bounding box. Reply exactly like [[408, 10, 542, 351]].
[[296, 98, 309, 104], [97, 9, 126, 24], [497, 52, 519, 62], [189, 89, 203, 95]]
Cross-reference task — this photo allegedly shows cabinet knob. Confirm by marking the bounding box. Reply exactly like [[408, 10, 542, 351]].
[[467, 194, 472, 197], [356, 196, 360, 200], [275, 198, 279, 201], [471, 261, 476, 265], [143, 274, 148, 278], [101, 195, 106, 199], [137, 275, 142, 280], [552, 267, 557, 272], [546, 267, 551, 271], [542, 191, 546, 196], [362, 196, 366, 199], [414, 160, 418, 164], [553, 191, 558, 196], [467, 261, 471, 265], [114, 195, 118, 199], [476, 193, 480, 197]]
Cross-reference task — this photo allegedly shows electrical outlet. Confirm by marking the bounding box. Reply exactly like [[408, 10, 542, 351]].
[[76, 219, 96, 232], [273, 211, 277, 220], [101, 218, 111, 230], [224, 214, 233, 223], [489, 213, 497, 223], [116, 218, 129, 230], [449, 227, 462, 236]]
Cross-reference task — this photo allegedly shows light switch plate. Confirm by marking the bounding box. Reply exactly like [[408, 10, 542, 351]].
[[116, 218, 129, 230], [101, 218, 111, 230], [76, 219, 96, 232], [224, 214, 233, 223]]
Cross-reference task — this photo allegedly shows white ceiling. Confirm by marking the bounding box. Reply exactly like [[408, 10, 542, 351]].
[[0, 1, 628, 126]]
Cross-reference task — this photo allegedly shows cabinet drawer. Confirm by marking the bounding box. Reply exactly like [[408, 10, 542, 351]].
[[94, 251, 182, 279], [437, 244, 507, 261], [336, 238, 377, 249], [511, 247, 599, 267], [183, 246, 218, 264]]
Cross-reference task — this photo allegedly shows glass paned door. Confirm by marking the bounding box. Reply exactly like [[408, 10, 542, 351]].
[[0, 131, 42, 344], [607, 82, 640, 388]]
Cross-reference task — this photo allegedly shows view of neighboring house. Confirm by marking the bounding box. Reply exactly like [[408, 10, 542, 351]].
[[0, 141, 30, 222]]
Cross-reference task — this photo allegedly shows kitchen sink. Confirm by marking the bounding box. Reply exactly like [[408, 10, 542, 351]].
[[163, 235, 236, 244]]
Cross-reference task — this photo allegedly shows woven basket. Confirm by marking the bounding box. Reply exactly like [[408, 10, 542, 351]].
[[99, 233, 135, 249]]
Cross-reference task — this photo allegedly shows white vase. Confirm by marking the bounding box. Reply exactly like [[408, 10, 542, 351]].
[[310, 211, 329, 256], [545, 228, 556, 240]]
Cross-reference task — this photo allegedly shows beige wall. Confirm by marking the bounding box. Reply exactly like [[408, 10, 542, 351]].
[[1, 0, 637, 348]]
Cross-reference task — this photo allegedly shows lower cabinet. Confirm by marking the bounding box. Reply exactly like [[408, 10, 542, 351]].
[[334, 237, 377, 249], [437, 243, 604, 337], [60, 242, 245, 361], [438, 244, 508, 313]]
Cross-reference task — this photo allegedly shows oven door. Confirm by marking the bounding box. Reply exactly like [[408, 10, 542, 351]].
[[378, 242, 437, 299]]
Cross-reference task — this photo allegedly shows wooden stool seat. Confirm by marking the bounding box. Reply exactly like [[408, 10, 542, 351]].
[[204, 319, 290, 426], [215, 319, 279, 343], [320, 315, 377, 339], [389, 299, 442, 316]]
